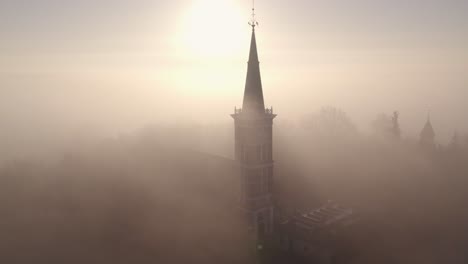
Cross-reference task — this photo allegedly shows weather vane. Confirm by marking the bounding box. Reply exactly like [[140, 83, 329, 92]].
[[248, 0, 259, 28]]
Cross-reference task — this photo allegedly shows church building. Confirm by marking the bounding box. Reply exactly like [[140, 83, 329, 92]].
[[231, 14, 275, 240], [231, 8, 357, 264]]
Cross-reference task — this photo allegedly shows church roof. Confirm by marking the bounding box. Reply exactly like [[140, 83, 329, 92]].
[[298, 203, 354, 228], [282, 202, 356, 234], [242, 27, 265, 114]]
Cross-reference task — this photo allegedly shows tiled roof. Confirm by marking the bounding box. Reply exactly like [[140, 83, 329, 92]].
[[289, 202, 355, 231]]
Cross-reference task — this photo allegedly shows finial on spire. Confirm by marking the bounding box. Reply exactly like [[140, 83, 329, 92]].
[[248, 0, 259, 29]]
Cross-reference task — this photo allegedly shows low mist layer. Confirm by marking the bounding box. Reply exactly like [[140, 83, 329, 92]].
[[1, 108, 468, 263]]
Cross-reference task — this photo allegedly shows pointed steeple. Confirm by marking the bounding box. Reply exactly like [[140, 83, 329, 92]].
[[242, 15, 265, 114], [421, 118, 435, 139], [232, 2, 276, 239], [420, 114, 435, 148]]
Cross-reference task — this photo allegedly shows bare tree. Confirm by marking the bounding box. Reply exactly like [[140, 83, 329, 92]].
[[303, 106, 357, 137], [372, 111, 401, 139]]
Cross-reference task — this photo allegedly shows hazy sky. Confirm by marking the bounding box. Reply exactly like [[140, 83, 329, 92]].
[[1, 0, 467, 147]]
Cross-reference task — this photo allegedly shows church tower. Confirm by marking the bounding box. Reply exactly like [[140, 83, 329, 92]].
[[231, 9, 276, 239], [420, 115, 436, 149]]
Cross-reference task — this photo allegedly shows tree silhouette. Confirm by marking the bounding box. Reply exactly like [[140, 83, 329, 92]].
[[303, 106, 356, 137], [372, 111, 401, 139]]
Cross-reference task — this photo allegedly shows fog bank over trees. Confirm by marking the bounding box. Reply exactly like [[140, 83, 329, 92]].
[[1, 106, 468, 263]]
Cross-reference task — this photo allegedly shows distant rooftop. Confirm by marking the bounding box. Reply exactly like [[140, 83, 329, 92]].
[[283, 201, 356, 232]]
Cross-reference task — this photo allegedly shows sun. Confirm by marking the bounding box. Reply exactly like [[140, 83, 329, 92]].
[[180, 0, 247, 58]]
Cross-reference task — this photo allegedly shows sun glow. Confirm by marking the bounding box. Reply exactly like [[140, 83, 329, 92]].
[[180, 0, 247, 57]]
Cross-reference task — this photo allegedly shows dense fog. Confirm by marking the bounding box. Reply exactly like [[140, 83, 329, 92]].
[[1, 106, 468, 263], [1, 1, 468, 263]]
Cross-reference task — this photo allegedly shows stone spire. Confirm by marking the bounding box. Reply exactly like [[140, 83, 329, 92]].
[[232, 4, 276, 239], [242, 13, 265, 115]]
